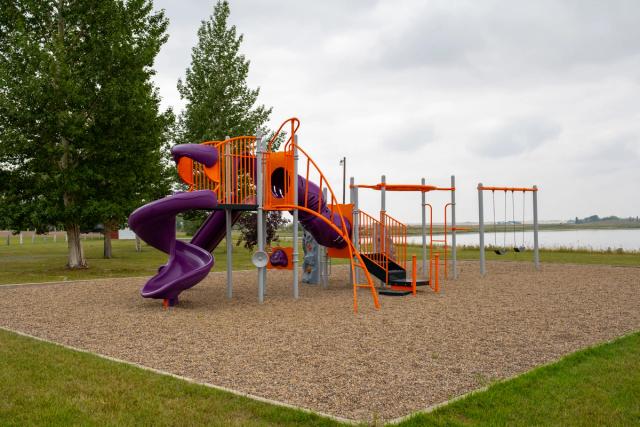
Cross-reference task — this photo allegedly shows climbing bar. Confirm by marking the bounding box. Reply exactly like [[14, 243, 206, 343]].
[[352, 183, 454, 192], [478, 186, 538, 192]]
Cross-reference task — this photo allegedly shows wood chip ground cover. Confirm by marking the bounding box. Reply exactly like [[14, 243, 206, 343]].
[[0, 261, 638, 422]]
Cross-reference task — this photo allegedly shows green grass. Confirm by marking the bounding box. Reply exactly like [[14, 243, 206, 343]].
[[397, 332, 640, 426], [0, 329, 340, 427], [1, 328, 638, 426], [0, 236, 638, 285], [421, 245, 640, 267], [0, 237, 259, 285]]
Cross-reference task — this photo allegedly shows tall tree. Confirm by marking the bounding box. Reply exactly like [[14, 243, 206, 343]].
[[0, 1, 171, 266], [177, 0, 271, 143], [82, 0, 174, 259], [178, 0, 284, 248]]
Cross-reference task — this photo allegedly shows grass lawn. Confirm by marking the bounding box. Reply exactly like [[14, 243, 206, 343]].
[[0, 328, 341, 427], [0, 237, 258, 285], [398, 331, 640, 426], [1, 328, 638, 426], [0, 236, 638, 285]]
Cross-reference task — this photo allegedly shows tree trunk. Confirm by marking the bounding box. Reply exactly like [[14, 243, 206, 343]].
[[66, 224, 87, 268], [103, 222, 112, 259]]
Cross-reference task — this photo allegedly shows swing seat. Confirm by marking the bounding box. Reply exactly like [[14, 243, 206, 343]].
[[513, 246, 526, 252], [494, 249, 508, 255]]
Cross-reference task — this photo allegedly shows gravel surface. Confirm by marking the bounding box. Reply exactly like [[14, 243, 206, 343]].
[[1, 261, 639, 422]]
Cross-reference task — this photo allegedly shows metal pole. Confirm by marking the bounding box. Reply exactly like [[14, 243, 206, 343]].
[[380, 174, 386, 286], [256, 133, 265, 303], [321, 187, 329, 288], [225, 208, 233, 298], [224, 136, 233, 299], [341, 157, 346, 204], [451, 175, 457, 280], [349, 177, 356, 286], [351, 180, 361, 285], [533, 185, 540, 270], [292, 135, 300, 299], [421, 177, 427, 278], [478, 183, 486, 276]]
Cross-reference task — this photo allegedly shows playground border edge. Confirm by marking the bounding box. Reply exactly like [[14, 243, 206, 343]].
[[385, 329, 639, 425], [0, 326, 358, 425]]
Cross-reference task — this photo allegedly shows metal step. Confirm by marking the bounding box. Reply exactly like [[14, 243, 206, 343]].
[[388, 278, 429, 287], [378, 288, 412, 296]]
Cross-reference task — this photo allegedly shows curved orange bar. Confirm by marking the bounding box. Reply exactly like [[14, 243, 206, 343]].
[[268, 117, 300, 151]]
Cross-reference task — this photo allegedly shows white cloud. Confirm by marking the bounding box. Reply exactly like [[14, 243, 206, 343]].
[[151, 0, 640, 221]]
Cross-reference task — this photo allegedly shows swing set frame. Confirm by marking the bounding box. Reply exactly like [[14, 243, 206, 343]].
[[477, 183, 540, 276]]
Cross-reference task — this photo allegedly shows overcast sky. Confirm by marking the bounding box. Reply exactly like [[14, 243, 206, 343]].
[[152, 0, 640, 223]]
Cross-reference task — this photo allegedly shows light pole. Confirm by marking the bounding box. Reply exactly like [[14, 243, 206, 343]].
[[339, 157, 346, 204]]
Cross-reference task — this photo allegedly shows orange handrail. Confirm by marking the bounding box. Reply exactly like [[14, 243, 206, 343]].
[[424, 203, 433, 289], [267, 117, 300, 152], [270, 136, 380, 312], [381, 211, 407, 270]]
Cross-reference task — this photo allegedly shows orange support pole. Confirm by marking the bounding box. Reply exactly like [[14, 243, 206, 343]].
[[434, 253, 440, 293], [411, 255, 417, 296]]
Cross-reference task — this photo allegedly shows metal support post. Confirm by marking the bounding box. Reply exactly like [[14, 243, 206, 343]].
[[351, 180, 361, 285], [256, 133, 265, 303], [380, 174, 386, 286], [478, 183, 486, 276], [421, 177, 427, 278], [321, 187, 329, 288], [292, 135, 300, 298], [533, 185, 540, 270], [451, 175, 457, 279], [224, 136, 233, 299]]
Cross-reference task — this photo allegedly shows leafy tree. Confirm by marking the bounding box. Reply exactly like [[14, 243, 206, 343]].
[[0, 0, 171, 266], [235, 212, 289, 251], [177, 0, 284, 249], [177, 0, 271, 143]]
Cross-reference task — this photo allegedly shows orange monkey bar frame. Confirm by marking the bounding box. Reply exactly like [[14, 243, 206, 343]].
[[351, 176, 458, 291], [478, 186, 538, 192]]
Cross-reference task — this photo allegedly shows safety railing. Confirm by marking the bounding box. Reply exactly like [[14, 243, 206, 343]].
[[381, 211, 407, 270], [358, 210, 385, 271], [188, 137, 258, 205]]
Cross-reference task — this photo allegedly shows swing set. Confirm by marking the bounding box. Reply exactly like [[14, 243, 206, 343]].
[[477, 184, 540, 275]]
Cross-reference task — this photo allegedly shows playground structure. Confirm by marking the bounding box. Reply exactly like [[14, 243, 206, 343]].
[[477, 184, 540, 275], [349, 177, 458, 295], [129, 118, 385, 312], [128, 117, 543, 311], [128, 117, 460, 311]]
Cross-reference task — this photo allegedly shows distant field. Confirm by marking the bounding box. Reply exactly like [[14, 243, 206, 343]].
[[0, 236, 638, 285]]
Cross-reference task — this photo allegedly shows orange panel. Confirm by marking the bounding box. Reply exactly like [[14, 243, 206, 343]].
[[264, 150, 294, 210], [177, 157, 194, 187]]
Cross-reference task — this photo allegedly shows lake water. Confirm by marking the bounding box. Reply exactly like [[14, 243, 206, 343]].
[[407, 228, 640, 251]]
